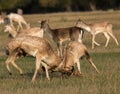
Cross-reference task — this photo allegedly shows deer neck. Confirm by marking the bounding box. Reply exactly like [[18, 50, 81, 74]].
[[45, 24, 53, 39], [82, 23, 91, 32]]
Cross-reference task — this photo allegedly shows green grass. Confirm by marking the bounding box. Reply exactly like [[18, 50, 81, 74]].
[[0, 11, 120, 94], [0, 53, 120, 94]]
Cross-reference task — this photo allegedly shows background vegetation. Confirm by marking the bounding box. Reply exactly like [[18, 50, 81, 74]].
[[0, 11, 120, 94], [0, 0, 120, 13]]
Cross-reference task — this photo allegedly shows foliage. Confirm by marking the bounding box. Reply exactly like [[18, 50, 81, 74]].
[[0, 0, 31, 11], [16, 0, 32, 7], [39, 0, 58, 7], [0, 0, 120, 13], [0, 0, 17, 10]]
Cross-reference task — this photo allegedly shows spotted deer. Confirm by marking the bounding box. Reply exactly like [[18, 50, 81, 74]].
[[76, 19, 119, 49], [5, 36, 61, 82], [4, 24, 44, 38], [40, 20, 84, 58], [57, 41, 99, 75]]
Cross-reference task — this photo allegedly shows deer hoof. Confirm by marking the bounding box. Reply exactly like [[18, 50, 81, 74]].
[[9, 72, 12, 75], [20, 73, 23, 76]]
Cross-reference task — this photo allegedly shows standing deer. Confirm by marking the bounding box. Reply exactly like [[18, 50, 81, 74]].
[[57, 41, 99, 75], [76, 19, 119, 49], [40, 20, 84, 57], [4, 24, 44, 38], [5, 36, 61, 82], [6, 13, 28, 31]]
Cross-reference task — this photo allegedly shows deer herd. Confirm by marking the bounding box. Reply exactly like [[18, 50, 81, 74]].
[[0, 13, 119, 82]]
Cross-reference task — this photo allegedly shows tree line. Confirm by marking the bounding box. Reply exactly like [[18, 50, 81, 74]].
[[0, 0, 120, 14]]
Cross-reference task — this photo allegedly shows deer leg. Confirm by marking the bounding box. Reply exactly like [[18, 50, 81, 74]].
[[88, 58, 99, 73], [86, 54, 99, 73], [5, 58, 12, 75], [56, 42, 60, 56], [104, 32, 110, 47], [41, 61, 50, 80], [17, 25, 20, 31], [78, 30, 84, 43], [11, 53, 23, 74], [92, 35, 95, 49], [76, 59, 82, 74], [22, 21, 28, 29], [10, 20, 16, 31], [92, 35, 100, 49], [93, 34, 100, 46], [10, 19, 14, 27], [32, 56, 41, 82], [11, 61, 23, 75], [60, 42, 63, 57], [108, 32, 119, 46], [5, 51, 18, 75], [94, 41, 100, 46], [18, 22, 23, 30], [19, 23, 23, 30], [55, 61, 63, 71], [57, 42, 62, 58], [55, 48, 67, 72], [57, 48, 60, 57]]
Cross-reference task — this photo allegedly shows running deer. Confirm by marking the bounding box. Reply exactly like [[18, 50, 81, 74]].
[[4, 24, 44, 38], [76, 19, 119, 49], [5, 36, 61, 82], [40, 20, 84, 57], [57, 41, 99, 75], [6, 13, 28, 31]]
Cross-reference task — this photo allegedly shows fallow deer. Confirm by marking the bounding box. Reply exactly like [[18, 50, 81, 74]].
[[4, 24, 44, 38], [76, 19, 119, 49], [40, 20, 84, 58], [57, 41, 99, 75], [5, 36, 61, 82], [6, 13, 28, 31]]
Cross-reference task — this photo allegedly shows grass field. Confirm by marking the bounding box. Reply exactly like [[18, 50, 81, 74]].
[[0, 11, 120, 94]]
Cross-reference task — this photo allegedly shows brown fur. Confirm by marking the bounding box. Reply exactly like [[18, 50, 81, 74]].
[[5, 36, 61, 82], [4, 25, 44, 38], [40, 20, 84, 57], [76, 19, 119, 49], [58, 41, 99, 75]]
